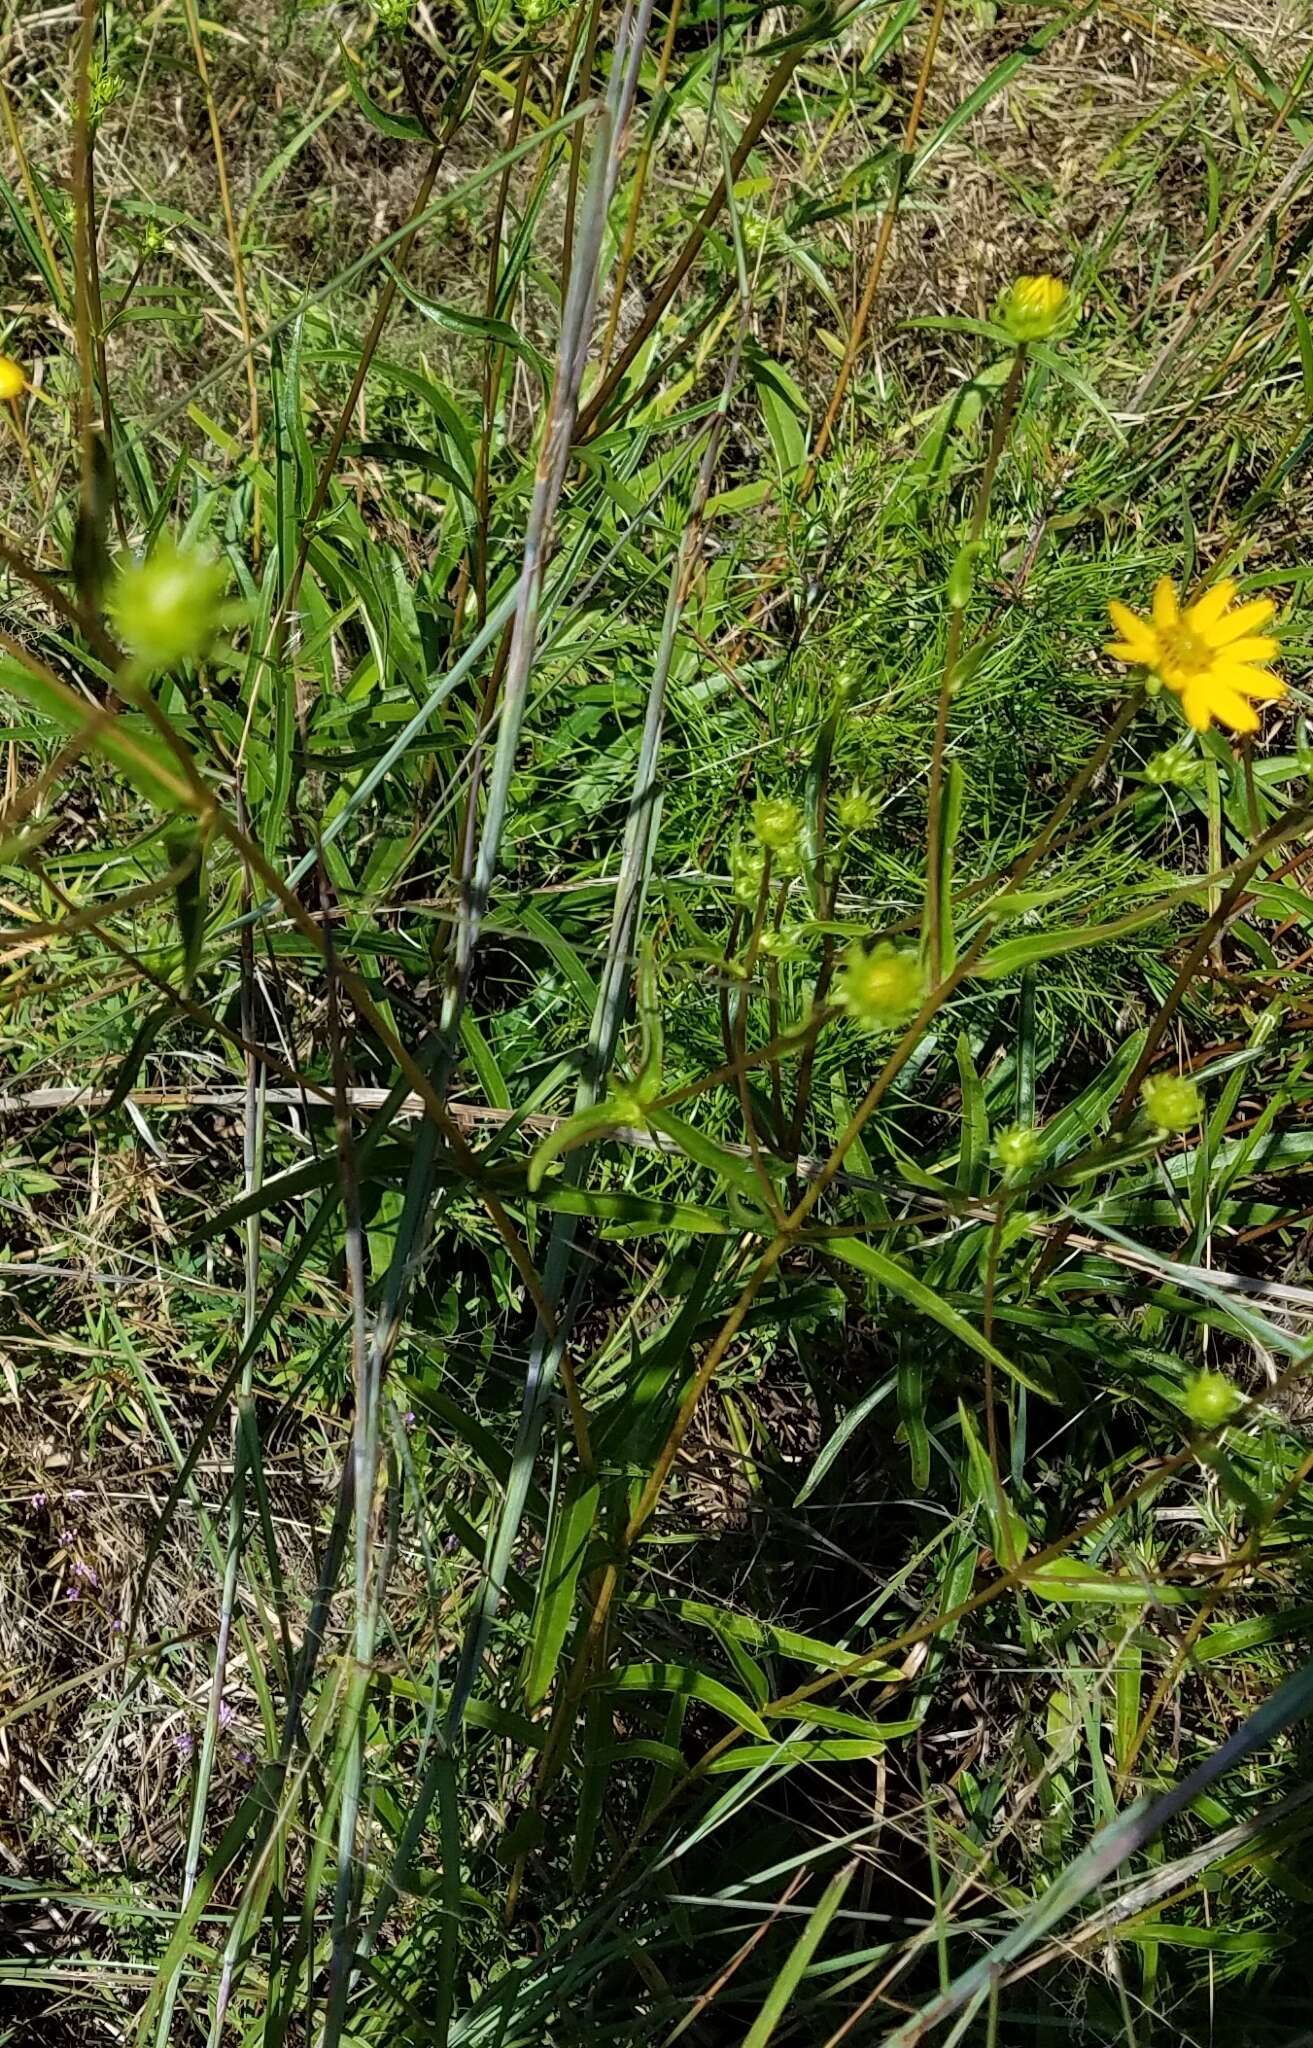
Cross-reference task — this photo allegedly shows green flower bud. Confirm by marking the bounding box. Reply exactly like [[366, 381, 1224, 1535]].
[[758, 924, 805, 961], [835, 940, 924, 1032], [373, 0, 411, 29], [1141, 1071, 1203, 1134], [752, 796, 802, 856], [88, 57, 123, 129], [729, 840, 767, 908], [993, 1122, 1043, 1179], [1183, 1369, 1240, 1430], [108, 536, 228, 673], [1145, 742, 1201, 788], [1000, 273, 1070, 344], [835, 787, 878, 834], [947, 539, 983, 611]]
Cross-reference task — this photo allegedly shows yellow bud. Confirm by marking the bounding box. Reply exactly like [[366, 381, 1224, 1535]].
[[0, 354, 26, 402], [1001, 274, 1069, 344]]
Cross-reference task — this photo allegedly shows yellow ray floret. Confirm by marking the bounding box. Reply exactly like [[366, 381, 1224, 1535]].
[[1105, 576, 1285, 735]]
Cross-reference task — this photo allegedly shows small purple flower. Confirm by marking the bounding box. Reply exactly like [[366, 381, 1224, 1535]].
[[174, 1730, 194, 1759], [404, 1409, 416, 1428], [443, 1533, 460, 1556], [110, 1618, 124, 1633], [59, 1527, 76, 1544], [65, 1586, 80, 1601], [31, 1492, 46, 1509], [218, 1700, 235, 1730]]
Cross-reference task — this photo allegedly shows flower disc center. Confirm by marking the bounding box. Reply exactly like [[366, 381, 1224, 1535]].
[[1156, 620, 1213, 687]]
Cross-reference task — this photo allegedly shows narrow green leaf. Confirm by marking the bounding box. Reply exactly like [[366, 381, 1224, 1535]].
[[523, 1474, 600, 1707], [742, 1860, 855, 2047], [829, 1236, 1055, 1397], [600, 1661, 770, 1739]]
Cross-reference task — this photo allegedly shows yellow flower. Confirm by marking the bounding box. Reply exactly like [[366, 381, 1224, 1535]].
[[1001, 274, 1068, 343], [0, 354, 26, 401], [1105, 577, 1285, 735]]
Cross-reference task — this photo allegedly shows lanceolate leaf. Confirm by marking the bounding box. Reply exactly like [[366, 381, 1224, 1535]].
[[828, 1236, 1056, 1397], [599, 1662, 770, 1740]]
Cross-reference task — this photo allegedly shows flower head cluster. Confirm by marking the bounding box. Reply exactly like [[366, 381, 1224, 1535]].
[[834, 786, 878, 835], [993, 1123, 1044, 1180], [1106, 577, 1284, 736], [752, 796, 802, 859], [729, 841, 767, 908], [88, 57, 123, 128], [1141, 1071, 1203, 1134], [1144, 741, 1202, 788], [835, 940, 924, 1032]]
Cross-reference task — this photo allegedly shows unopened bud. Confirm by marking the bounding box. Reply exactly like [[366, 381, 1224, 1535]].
[[108, 536, 228, 672], [1141, 1072, 1203, 1134], [1184, 1370, 1240, 1430], [835, 940, 924, 1032], [1000, 273, 1069, 344]]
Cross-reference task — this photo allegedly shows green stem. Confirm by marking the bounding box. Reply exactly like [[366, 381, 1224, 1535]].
[[924, 343, 1028, 977]]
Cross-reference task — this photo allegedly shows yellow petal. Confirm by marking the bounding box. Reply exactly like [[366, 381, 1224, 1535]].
[[1184, 580, 1237, 634], [1211, 636, 1279, 666], [1106, 602, 1156, 663], [1214, 662, 1286, 701], [1203, 683, 1261, 734], [1180, 685, 1215, 731], [1152, 576, 1179, 628], [1208, 596, 1276, 646]]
